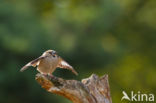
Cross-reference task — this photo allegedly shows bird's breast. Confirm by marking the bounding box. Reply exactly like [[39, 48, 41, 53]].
[[37, 56, 59, 74]]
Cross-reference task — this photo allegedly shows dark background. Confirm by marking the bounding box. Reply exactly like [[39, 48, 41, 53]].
[[0, 0, 156, 103]]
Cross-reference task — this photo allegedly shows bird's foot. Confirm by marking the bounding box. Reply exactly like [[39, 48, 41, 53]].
[[42, 73, 47, 76], [48, 74, 54, 78], [42, 73, 54, 79]]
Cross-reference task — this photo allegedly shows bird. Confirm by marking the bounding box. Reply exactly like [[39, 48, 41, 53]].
[[20, 50, 78, 76]]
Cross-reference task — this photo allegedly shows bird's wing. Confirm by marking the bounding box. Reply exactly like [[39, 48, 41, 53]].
[[20, 56, 46, 72], [57, 58, 78, 75]]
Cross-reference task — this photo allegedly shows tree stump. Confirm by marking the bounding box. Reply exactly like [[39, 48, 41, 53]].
[[35, 73, 112, 103]]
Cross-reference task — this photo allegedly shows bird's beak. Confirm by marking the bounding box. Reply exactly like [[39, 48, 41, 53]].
[[51, 51, 57, 56], [54, 51, 57, 55]]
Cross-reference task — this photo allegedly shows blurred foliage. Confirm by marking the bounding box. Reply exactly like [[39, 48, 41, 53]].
[[0, 0, 156, 103]]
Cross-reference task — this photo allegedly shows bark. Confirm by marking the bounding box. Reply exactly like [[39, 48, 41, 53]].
[[35, 73, 112, 103]]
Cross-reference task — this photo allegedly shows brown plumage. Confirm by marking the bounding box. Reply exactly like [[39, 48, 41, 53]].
[[20, 50, 78, 75]]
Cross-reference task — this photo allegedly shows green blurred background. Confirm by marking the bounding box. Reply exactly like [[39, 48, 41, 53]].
[[0, 0, 156, 103]]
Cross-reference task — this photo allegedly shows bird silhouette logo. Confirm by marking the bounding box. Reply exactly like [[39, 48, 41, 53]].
[[121, 91, 131, 101]]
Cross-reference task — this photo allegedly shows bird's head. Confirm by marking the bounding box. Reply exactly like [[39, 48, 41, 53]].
[[43, 50, 58, 57]]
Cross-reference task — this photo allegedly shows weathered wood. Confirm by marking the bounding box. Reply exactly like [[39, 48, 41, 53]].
[[35, 73, 112, 103]]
